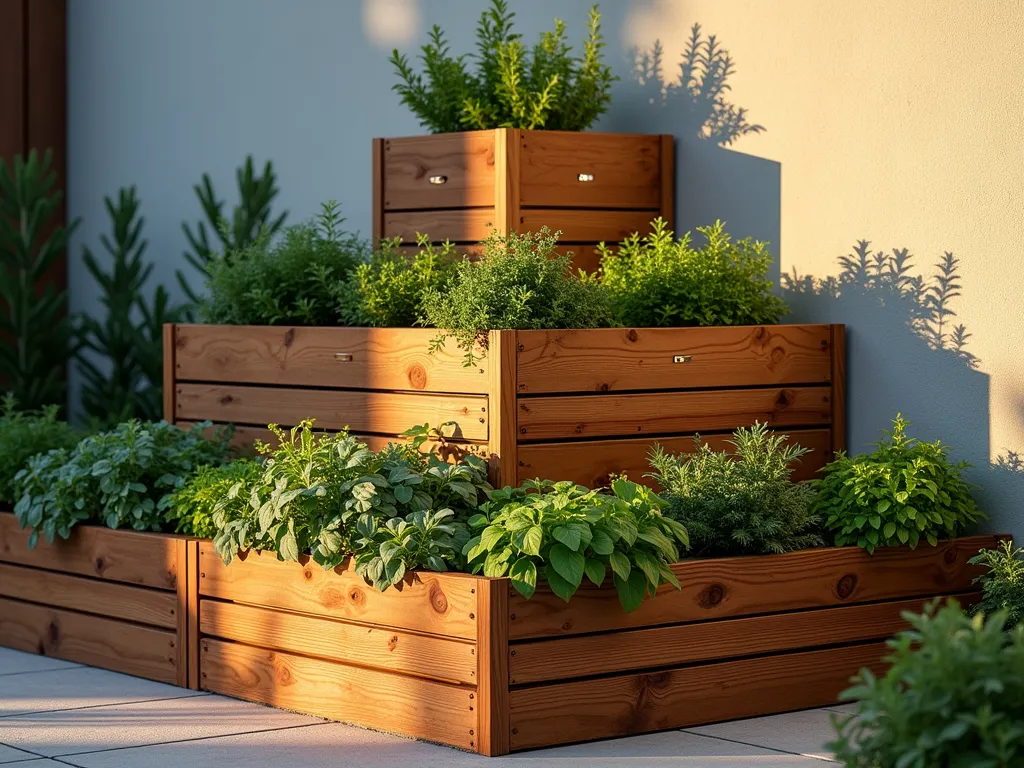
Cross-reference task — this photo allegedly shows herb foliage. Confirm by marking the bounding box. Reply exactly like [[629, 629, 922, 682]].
[[970, 540, 1024, 629], [161, 459, 261, 539], [0, 395, 80, 504]]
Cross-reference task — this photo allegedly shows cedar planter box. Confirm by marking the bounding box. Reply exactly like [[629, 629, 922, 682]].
[[164, 323, 846, 488], [191, 534, 999, 755], [372, 129, 675, 272], [0, 512, 193, 686]]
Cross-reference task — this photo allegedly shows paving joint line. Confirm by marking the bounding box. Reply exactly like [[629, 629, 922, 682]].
[[0, 693, 213, 720], [680, 728, 839, 763], [0, 666, 85, 679]]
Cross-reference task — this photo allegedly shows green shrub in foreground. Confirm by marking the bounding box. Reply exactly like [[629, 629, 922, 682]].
[[970, 539, 1024, 629], [0, 395, 81, 504], [829, 600, 1024, 768]]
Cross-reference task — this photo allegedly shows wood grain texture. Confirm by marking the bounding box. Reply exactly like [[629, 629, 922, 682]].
[[516, 325, 834, 394], [507, 642, 888, 751], [487, 331, 518, 488], [173, 325, 487, 393], [199, 599, 477, 685], [831, 324, 847, 453], [493, 128, 519, 237], [162, 324, 175, 422], [174, 539, 189, 687], [518, 209, 655, 244], [382, 132, 496, 210], [475, 579, 510, 756], [659, 135, 675, 230], [186, 540, 200, 690], [516, 428, 833, 488], [516, 386, 831, 441], [0, 562, 177, 628], [175, 384, 489, 441], [383, 208, 497, 243], [518, 131, 662, 210], [508, 535, 1000, 639], [201, 638, 477, 750], [508, 594, 976, 684], [0, 514, 180, 589], [0, 597, 178, 684], [197, 544, 481, 641]]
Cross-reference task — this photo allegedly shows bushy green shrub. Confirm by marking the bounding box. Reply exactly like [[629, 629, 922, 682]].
[[211, 421, 492, 590], [337, 237, 457, 327], [648, 423, 822, 556], [389, 0, 614, 133], [598, 218, 789, 327], [970, 540, 1024, 628], [829, 600, 1024, 768], [0, 395, 80, 504], [13, 421, 231, 546], [814, 415, 982, 553], [160, 459, 261, 539], [420, 228, 613, 365], [199, 202, 366, 326], [464, 478, 688, 612]]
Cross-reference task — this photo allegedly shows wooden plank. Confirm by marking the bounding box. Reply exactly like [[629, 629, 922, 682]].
[[659, 134, 675, 230], [0, 597, 178, 685], [175, 384, 489, 442], [493, 128, 517, 236], [516, 428, 833, 488], [518, 209, 655, 244], [516, 325, 834, 394], [199, 599, 477, 685], [186, 541, 200, 690], [0, 514, 180, 590], [173, 325, 488, 394], [162, 324, 175, 421], [0, 562, 177, 628], [517, 386, 831, 442], [197, 544, 481, 641], [519, 131, 662, 210], [475, 579, 510, 756], [557, 244, 602, 273], [507, 642, 887, 751], [201, 638, 477, 750], [831, 324, 847, 453], [487, 330, 518, 488], [382, 132, 496, 210], [383, 208, 497, 244], [174, 539, 189, 687], [509, 594, 977, 685], [508, 534, 1000, 639], [371, 137, 384, 246]]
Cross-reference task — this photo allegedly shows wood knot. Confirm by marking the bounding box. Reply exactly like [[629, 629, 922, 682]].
[[348, 587, 366, 607], [944, 547, 958, 565], [94, 557, 105, 575], [626, 329, 639, 343], [175, 336, 187, 350], [561, 621, 574, 631], [775, 390, 791, 409], [429, 581, 449, 614], [598, 383, 610, 392], [574, 424, 586, 434], [47, 620, 60, 648], [387, 635, 399, 652], [406, 363, 427, 390], [753, 326, 766, 341], [302, 568, 313, 581], [698, 583, 726, 608], [770, 346, 786, 364], [276, 665, 292, 684], [283, 328, 295, 347], [219, 393, 234, 405], [836, 574, 858, 599]]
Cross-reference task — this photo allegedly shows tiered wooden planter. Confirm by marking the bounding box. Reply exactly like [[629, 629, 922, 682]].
[[190, 534, 999, 755], [372, 129, 675, 272], [0, 513, 192, 685], [164, 322, 846, 488]]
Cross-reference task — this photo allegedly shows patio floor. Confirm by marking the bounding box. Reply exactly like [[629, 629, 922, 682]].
[[0, 647, 852, 767]]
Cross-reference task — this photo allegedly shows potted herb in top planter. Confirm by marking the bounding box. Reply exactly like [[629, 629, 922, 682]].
[[374, 1, 674, 273]]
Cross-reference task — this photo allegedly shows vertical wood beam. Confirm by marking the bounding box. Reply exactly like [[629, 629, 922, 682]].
[[659, 133, 676, 231], [487, 330, 518, 489], [830, 324, 847, 454], [475, 578, 510, 756], [162, 324, 176, 422], [371, 138, 385, 247], [174, 539, 189, 688], [493, 128, 521, 237], [0, 0, 26, 160], [185, 540, 200, 690]]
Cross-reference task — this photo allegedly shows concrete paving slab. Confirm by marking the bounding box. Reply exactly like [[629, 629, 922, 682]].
[[0, 761, 66, 766], [0, 693, 324, 757], [686, 708, 842, 762], [57, 721, 827, 768], [0, 666, 203, 718], [0, 648, 80, 677], [0, 744, 41, 765]]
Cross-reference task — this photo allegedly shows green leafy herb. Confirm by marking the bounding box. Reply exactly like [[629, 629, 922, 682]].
[[648, 423, 823, 556], [389, 1, 615, 133], [970, 540, 1024, 629], [0, 394, 80, 504], [160, 459, 261, 538], [13, 421, 231, 546], [599, 218, 789, 328], [814, 415, 983, 553], [462, 478, 689, 612], [829, 600, 1024, 767], [420, 228, 613, 365]]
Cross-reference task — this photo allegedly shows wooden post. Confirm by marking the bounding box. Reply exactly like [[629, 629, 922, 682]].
[[371, 138, 385, 248], [487, 330, 518, 488], [493, 128, 521, 237], [475, 578, 510, 756], [659, 134, 676, 230], [162, 324, 176, 423], [185, 539, 201, 690], [830, 324, 847, 454], [173, 539, 190, 688]]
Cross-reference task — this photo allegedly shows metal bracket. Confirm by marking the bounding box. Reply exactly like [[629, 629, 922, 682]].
[[673, 355, 692, 364]]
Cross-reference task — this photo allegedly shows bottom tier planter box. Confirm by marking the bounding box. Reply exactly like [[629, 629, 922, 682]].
[[0, 513, 192, 686], [191, 534, 1000, 755]]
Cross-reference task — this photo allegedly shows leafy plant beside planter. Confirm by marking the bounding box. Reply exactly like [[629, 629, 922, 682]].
[[970, 539, 1024, 628], [0, 395, 80, 504], [389, 0, 614, 133], [814, 415, 982, 553]]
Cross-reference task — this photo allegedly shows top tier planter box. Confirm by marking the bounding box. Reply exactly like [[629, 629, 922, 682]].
[[164, 323, 845, 488], [372, 129, 675, 272]]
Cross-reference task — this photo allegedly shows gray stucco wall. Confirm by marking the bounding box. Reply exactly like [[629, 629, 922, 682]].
[[66, 0, 1022, 538]]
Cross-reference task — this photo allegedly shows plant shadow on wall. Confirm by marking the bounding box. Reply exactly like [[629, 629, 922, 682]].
[[601, 22, 779, 272], [783, 242, 1023, 528]]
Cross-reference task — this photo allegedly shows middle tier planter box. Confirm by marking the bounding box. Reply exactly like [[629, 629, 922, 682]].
[[164, 322, 846, 488], [189, 534, 999, 756]]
